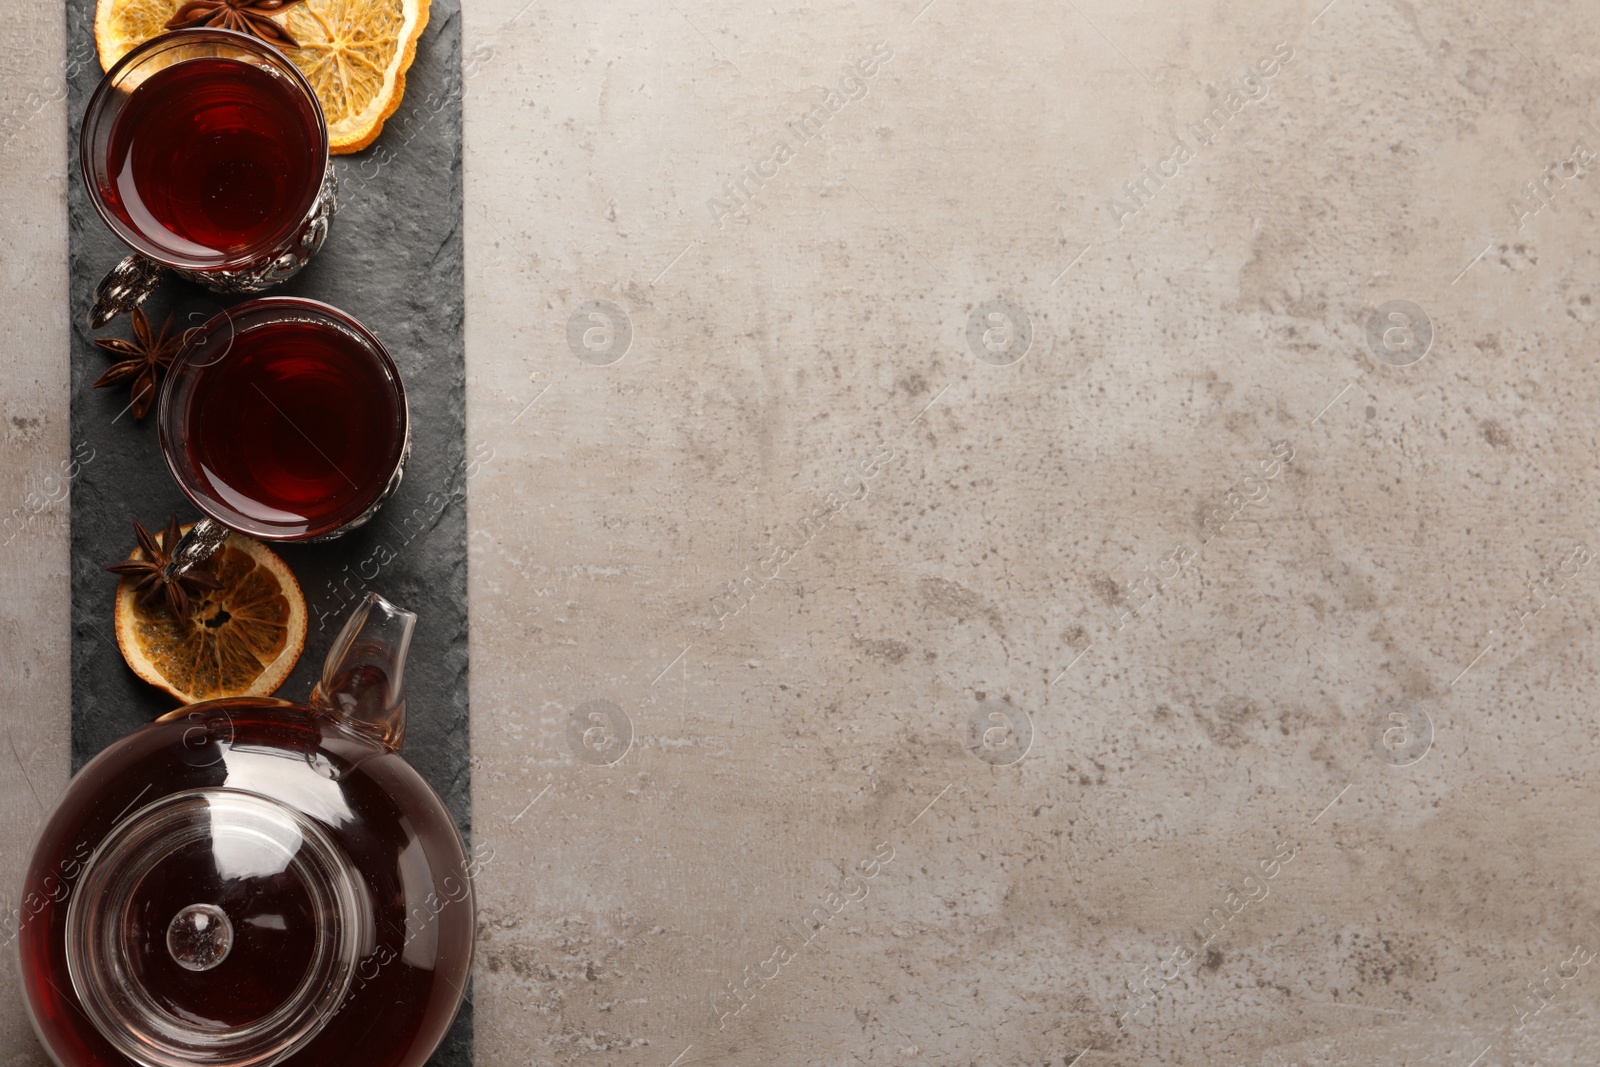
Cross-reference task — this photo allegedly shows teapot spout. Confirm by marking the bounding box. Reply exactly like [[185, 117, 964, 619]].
[[308, 592, 415, 750]]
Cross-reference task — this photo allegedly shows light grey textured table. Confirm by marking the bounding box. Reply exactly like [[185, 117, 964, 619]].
[[8, 1, 1600, 1064]]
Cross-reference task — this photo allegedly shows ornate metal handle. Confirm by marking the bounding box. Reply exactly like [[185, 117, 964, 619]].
[[89, 253, 165, 329], [163, 517, 231, 582]]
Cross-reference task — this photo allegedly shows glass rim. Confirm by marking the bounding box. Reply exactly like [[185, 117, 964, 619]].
[[79, 28, 331, 272], [157, 296, 409, 541]]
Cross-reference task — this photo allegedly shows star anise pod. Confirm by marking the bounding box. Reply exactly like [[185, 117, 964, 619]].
[[93, 306, 180, 421], [164, 0, 307, 48], [106, 517, 223, 621]]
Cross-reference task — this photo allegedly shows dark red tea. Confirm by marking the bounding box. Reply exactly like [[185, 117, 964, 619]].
[[184, 318, 406, 537], [118, 834, 322, 1026], [103, 56, 321, 261]]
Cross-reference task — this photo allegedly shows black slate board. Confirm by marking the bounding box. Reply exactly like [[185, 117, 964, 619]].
[[65, 5, 471, 1062]]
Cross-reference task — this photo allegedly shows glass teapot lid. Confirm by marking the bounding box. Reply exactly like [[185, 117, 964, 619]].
[[64, 787, 368, 1067]]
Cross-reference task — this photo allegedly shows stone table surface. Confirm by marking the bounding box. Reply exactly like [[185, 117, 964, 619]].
[[7, 1, 1600, 1065]]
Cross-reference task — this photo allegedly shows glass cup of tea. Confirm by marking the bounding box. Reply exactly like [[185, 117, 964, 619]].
[[156, 297, 410, 575], [80, 28, 337, 328]]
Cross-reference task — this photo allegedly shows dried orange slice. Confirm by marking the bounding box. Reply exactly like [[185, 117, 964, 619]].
[[282, 0, 428, 153], [94, 0, 429, 154], [114, 526, 307, 704]]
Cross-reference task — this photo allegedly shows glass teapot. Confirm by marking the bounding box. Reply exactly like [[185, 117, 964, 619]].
[[16, 593, 476, 1067]]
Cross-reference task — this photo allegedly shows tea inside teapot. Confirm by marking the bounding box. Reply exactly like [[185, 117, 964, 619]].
[[17, 593, 475, 1067]]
